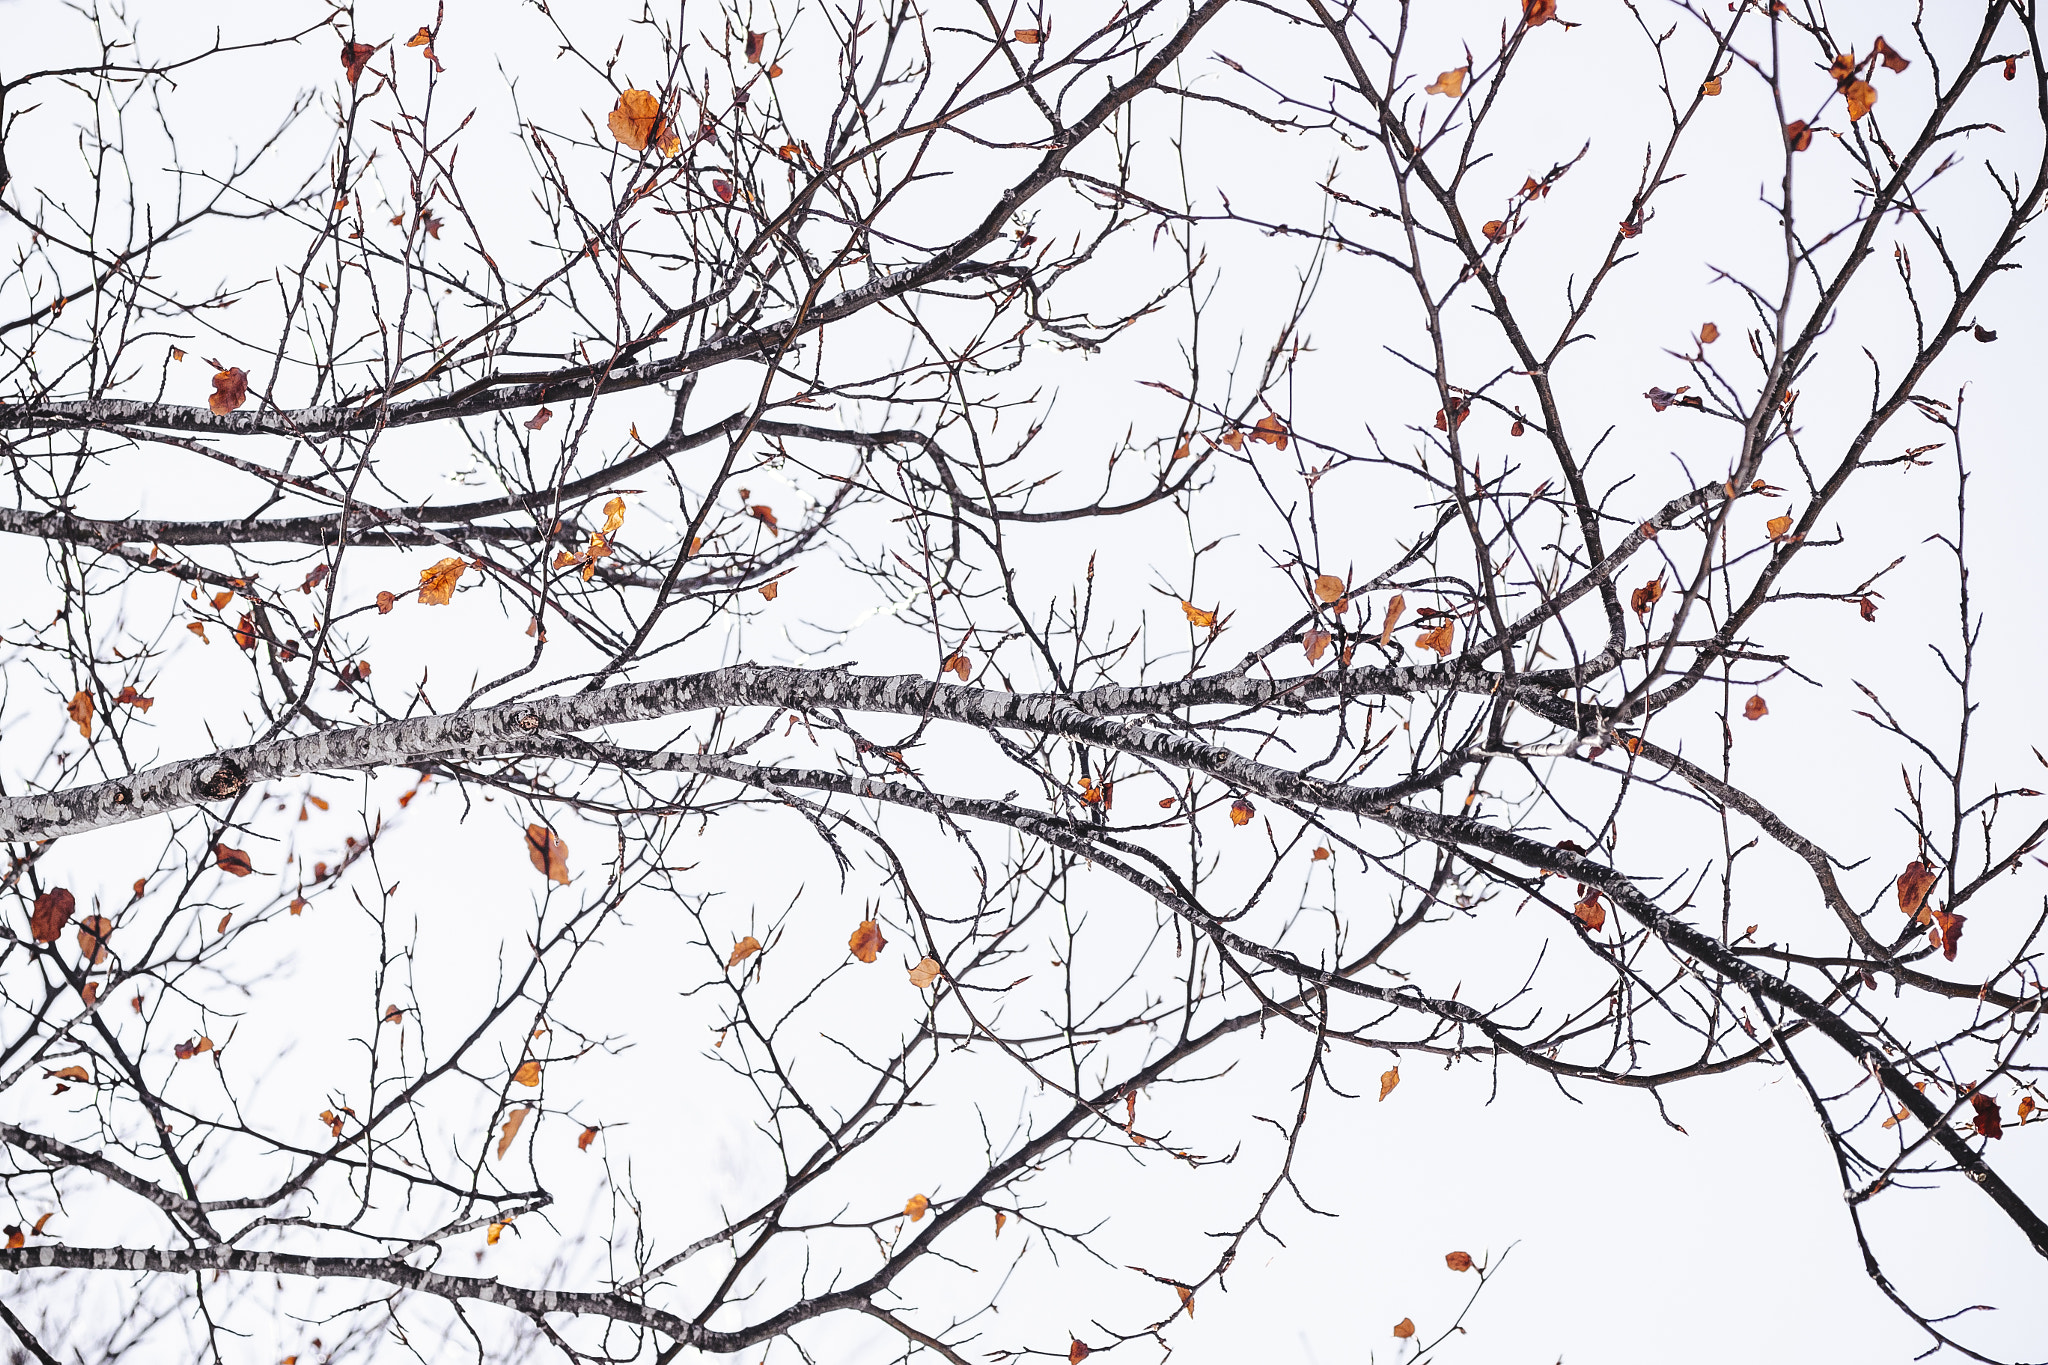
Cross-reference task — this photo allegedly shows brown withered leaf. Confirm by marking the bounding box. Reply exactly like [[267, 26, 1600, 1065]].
[[1181, 601, 1217, 629], [496, 1106, 529, 1159], [908, 956, 943, 988], [376, 591, 396, 614], [1786, 120, 1814, 152], [1765, 513, 1795, 542], [942, 652, 971, 681], [209, 367, 249, 416], [1015, 29, 1043, 44], [174, 1035, 213, 1060], [1379, 594, 1406, 644], [2020, 1096, 2038, 1125], [1068, 1341, 1090, 1365], [608, 88, 665, 152], [1378, 1066, 1400, 1101], [31, 1214, 52, 1236], [745, 31, 765, 62], [728, 935, 762, 969], [1574, 894, 1607, 931], [67, 690, 93, 739], [526, 825, 571, 885], [342, 41, 376, 85], [1844, 78, 1878, 121], [31, 889, 75, 944], [1303, 629, 1332, 664], [579, 1125, 598, 1151], [233, 613, 256, 651], [1446, 1250, 1474, 1272], [1176, 1285, 1195, 1317], [1630, 577, 1664, 617], [849, 919, 887, 963], [4, 1228, 20, 1251], [904, 1193, 930, 1222], [513, 1060, 542, 1088], [1425, 67, 1468, 98], [1700, 321, 1720, 344], [1829, 52, 1856, 82], [114, 685, 153, 711], [1313, 573, 1346, 604], [1932, 906, 1966, 961], [216, 845, 254, 878], [1311, 846, 1331, 861], [1700, 76, 1723, 96], [1392, 1319, 1417, 1340], [2006, 56, 2019, 80], [1897, 860, 1937, 918], [44, 1065, 88, 1084], [1415, 622, 1455, 657], [1859, 596, 1878, 622], [1523, 0, 1558, 24], [1970, 1090, 2003, 1140], [1743, 695, 1768, 721], [995, 1210, 1008, 1236], [1870, 37, 1910, 73], [405, 26, 432, 47], [713, 178, 736, 203], [759, 581, 780, 601], [524, 407, 553, 430], [417, 556, 467, 605], [750, 503, 779, 534], [1229, 797, 1255, 827]]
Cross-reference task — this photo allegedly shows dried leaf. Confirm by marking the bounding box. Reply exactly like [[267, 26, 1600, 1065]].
[[497, 1106, 530, 1159], [1229, 797, 1255, 827], [1481, 218, 1506, 242], [77, 915, 113, 965], [1574, 894, 1607, 931], [1785, 120, 1813, 152], [2020, 1096, 2037, 1124], [1970, 1091, 2003, 1140], [713, 178, 736, 203], [174, 1036, 212, 1059], [1973, 323, 1998, 343], [526, 825, 571, 885], [513, 1060, 543, 1088], [608, 88, 667, 153], [759, 581, 780, 601], [1630, 578, 1664, 617], [1844, 78, 1878, 122], [745, 31, 765, 63], [579, 1125, 598, 1150], [114, 685, 153, 711], [1765, 514, 1795, 541], [909, 956, 943, 988], [417, 556, 467, 605], [208, 367, 249, 416], [1181, 601, 1217, 629], [1379, 1066, 1400, 1101], [728, 935, 763, 969], [1176, 1285, 1195, 1317], [376, 591, 396, 614], [849, 919, 887, 963], [1302, 629, 1332, 664], [1932, 906, 1967, 961], [942, 652, 971, 682], [2006, 56, 2019, 80], [1743, 695, 1768, 721], [44, 1066, 88, 1083], [1379, 594, 1406, 644], [995, 1211, 1007, 1236], [1700, 75, 1723, 96], [524, 407, 553, 430], [4, 1228, 21, 1251], [1700, 321, 1720, 344], [1897, 860, 1937, 917], [1392, 1318, 1417, 1340], [1313, 573, 1346, 604], [233, 613, 257, 652], [1446, 1250, 1474, 1272], [31, 890, 75, 945], [1523, 0, 1557, 24], [904, 1193, 930, 1222], [216, 845, 254, 877], [1415, 622, 1455, 657], [486, 1221, 510, 1245], [750, 504, 779, 534], [1312, 846, 1331, 861], [1068, 1342, 1090, 1365], [66, 690, 93, 739], [342, 40, 376, 85], [31, 1214, 52, 1236], [1015, 29, 1043, 44], [405, 26, 432, 47], [1425, 67, 1468, 98]]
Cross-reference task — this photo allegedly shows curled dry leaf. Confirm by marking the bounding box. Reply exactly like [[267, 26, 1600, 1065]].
[[1176, 1284, 1195, 1317], [1015, 29, 1042, 44], [376, 591, 396, 614], [1574, 894, 1607, 931], [849, 919, 887, 963], [1871, 36, 1910, 73], [216, 845, 254, 877], [1392, 1318, 1417, 1340], [31, 889, 76, 944], [486, 1221, 511, 1245], [1425, 67, 1468, 98], [208, 367, 249, 416], [1181, 601, 1217, 629], [908, 956, 943, 988], [1415, 622, 1455, 657], [513, 1061, 542, 1088], [1765, 513, 1795, 542], [1311, 846, 1331, 861], [1700, 75, 1723, 96], [759, 581, 780, 602], [995, 1210, 1007, 1236], [1742, 695, 1768, 722], [526, 824, 571, 885], [174, 1036, 213, 1060], [1523, 0, 1558, 24], [1844, 79, 1878, 121], [114, 685, 153, 711], [1313, 573, 1346, 604], [1378, 1066, 1400, 1101], [745, 31, 765, 63], [1481, 218, 1506, 242], [1446, 1250, 1474, 1272], [1630, 578, 1664, 617], [713, 178, 737, 204], [524, 407, 553, 430], [1897, 860, 1937, 919], [405, 26, 432, 47], [233, 613, 256, 651], [1068, 1342, 1090, 1365], [942, 652, 971, 682], [1700, 321, 1720, 344], [1932, 906, 1966, 961], [728, 935, 763, 969], [904, 1193, 930, 1222], [417, 556, 467, 605], [1228, 797, 1255, 827], [67, 690, 93, 739], [608, 88, 678, 156], [44, 1065, 88, 1084], [750, 503, 778, 533], [1971, 1090, 2003, 1140], [1302, 629, 1332, 664], [77, 915, 113, 965], [496, 1106, 530, 1159], [1379, 594, 1406, 644], [1785, 120, 1814, 152], [341, 41, 376, 85], [579, 1125, 598, 1151]]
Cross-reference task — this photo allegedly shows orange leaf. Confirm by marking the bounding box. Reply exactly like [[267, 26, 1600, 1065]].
[[1378, 1066, 1400, 1101], [1481, 219, 1506, 242], [995, 1210, 1007, 1236], [4, 1228, 21, 1251], [1302, 629, 1332, 664], [1425, 67, 1468, 97], [1181, 601, 1217, 629], [44, 1065, 88, 1083], [909, 956, 943, 988], [114, 685, 153, 711], [1743, 695, 1768, 721], [1015, 28, 1043, 44], [1574, 894, 1606, 931], [1630, 578, 1664, 617], [513, 1060, 542, 1088], [1392, 1318, 1417, 1339], [1844, 78, 1877, 122], [1312, 573, 1345, 604], [1785, 120, 1813, 152], [1247, 414, 1288, 449], [904, 1193, 930, 1221], [750, 504, 779, 534], [496, 1107, 530, 1159], [579, 1125, 599, 1151], [1311, 846, 1330, 860], [30, 1214, 52, 1236], [376, 590, 396, 614], [77, 915, 113, 965], [1700, 321, 1720, 344], [942, 652, 971, 681], [417, 556, 467, 605], [1446, 1250, 1474, 1272], [1176, 1284, 1195, 1317], [66, 690, 93, 740], [405, 26, 432, 47], [1379, 594, 1406, 644], [1229, 797, 1255, 827], [208, 367, 249, 416], [1896, 860, 1937, 918], [174, 1036, 212, 1059], [526, 825, 571, 885], [341, 40, 376, 85], [486, 1220, 510, 1245], [608, 88, 670, 154], [1415, 622, 1455, 657], [759, 581, 780, 601], [187, 622, 209, 643], [1932, 906, 1967, 961], [216, 845, 254, 877], [1700, 76, 1723, 96], [1872, 36, 1911, 73], [31, 889, 75, 944], [1523, 0, 1557, 24], [1765, 514, 1795, 542], [728, 935, 763, 969], [1069, 1342, 1090, 1365], [524, 407, 553, 430], [233, 613, 256, 651], [849, 919, 887, 963]]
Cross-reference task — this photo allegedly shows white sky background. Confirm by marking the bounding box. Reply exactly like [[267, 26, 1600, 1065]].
[[2, 0, 2047, 1362]]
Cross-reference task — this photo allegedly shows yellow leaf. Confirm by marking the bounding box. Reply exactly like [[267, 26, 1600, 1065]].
[[1844, 78, 1877, 122], [496, 1106, 529, 1160], [513, 1060, 542, 1088], [904, 1193, 930, 1221], [728, 935, 763, 969], [1700, 76, 1723, 96], [405, 26, 432, 47], [66, 690, 93, 740], [417, 556, 467, 605], [1181, 601, 1217, 629], [601, 496, 627, 535], [1765, 514, 1794, 542], [1229, 797, 1255, 826], [487, 1220, 511, 1245], [525, 824, 571, 885], [1425, 67, 1468, 97], [1378, 1066, 1400, 1101]]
